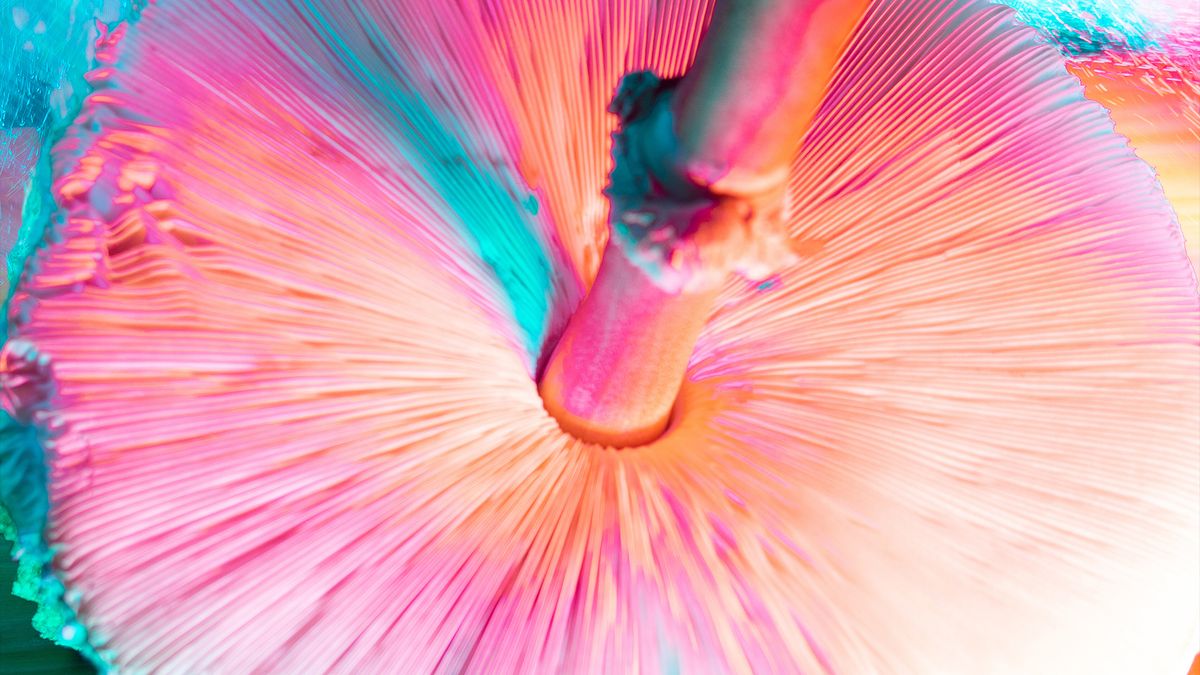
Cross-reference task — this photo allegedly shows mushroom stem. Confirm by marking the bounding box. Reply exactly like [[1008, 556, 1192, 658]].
[[539, 0, 871, 447], [671, 0, 875, 196], [540, 241, 721, 447]]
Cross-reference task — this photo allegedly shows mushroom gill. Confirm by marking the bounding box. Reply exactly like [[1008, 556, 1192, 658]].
[[0, 0, 1197, 673]]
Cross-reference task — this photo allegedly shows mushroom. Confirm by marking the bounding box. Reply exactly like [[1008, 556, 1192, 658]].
[[1, 0, 1197, 673]]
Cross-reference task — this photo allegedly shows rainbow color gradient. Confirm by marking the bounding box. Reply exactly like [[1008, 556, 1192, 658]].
[[1, 1, 1197, 673]]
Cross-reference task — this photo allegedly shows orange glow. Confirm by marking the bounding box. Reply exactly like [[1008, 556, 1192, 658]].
[[1069, 53, 1200, 278]]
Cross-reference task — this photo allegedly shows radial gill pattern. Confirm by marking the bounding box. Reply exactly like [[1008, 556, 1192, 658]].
[[1, 0, 1197, 673], [1003, 0, 1200, 276], [1067, 43, 1200, 277]]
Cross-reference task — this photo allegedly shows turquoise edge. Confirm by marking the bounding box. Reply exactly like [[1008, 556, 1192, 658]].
[[1, 1, 146, 672]]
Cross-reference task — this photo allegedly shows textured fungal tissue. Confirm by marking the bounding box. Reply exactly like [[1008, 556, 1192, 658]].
[[1, 1, 1198, 674]]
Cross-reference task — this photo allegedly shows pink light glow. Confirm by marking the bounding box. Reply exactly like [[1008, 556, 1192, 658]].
[[1, 0, 1197, 672]]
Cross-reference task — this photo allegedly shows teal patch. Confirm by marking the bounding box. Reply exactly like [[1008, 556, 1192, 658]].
[[1, 2, 144, 672], [997, 0, 1161, 55], [288, 1, 564, 366], [1, 509, 95, 673]]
